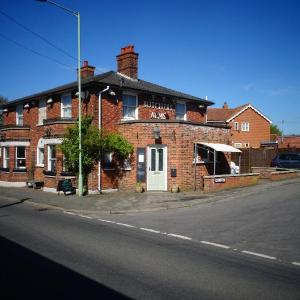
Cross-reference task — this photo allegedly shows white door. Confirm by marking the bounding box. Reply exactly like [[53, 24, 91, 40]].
[[147, 146, 167, 191]]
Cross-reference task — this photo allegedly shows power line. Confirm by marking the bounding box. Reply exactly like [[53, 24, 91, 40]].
[[0, 8, 78, 62], [0, 32, 74, 70]]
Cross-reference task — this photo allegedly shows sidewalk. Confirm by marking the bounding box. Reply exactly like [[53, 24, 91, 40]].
[[1, 177, 299, 214]]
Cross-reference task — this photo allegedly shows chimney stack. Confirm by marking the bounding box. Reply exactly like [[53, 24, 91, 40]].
[[117, 45, 139, 79], [223, 101, 229, 109], [80, 60, 95, 79]]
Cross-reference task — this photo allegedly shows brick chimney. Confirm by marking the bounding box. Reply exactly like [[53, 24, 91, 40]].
[[117, 45, 139, 79], [80, 60, 95, 79], [223, 101, 229, 109]]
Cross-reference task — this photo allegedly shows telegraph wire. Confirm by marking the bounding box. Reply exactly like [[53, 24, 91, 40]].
[[0, 8, 78, 62], [0, 32, 74, 70]]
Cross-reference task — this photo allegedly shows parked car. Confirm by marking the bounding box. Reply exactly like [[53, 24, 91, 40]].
[[271, 152, 300, 169]]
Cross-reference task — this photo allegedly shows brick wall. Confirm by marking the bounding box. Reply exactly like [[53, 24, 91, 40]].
[[203, 173, 260, 192]]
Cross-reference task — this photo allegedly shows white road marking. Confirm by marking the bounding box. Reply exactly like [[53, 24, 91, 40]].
[[292, 262, 300, 267], [63, 211, 76, 215], [140, 228, 161, 234], [97, 219, 116, 224], [241, 250, 276, 260], [201, 241, 230, 249], [78, 215, 92, 219], [115, 222, 136, 228], [167, 233, 192, 240]]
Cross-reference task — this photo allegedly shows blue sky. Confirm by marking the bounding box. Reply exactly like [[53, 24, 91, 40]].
[[0, 0, 299, 134]]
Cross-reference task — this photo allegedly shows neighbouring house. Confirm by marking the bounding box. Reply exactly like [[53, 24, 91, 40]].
[[277, 135, 300, 149], [207, 102, 272, 148], [0, 45, 241, 193]]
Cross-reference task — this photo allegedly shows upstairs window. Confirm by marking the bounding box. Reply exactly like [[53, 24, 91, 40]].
[[122, 94, 137, 119], [38, 99, 47, 125], [37, 147, 44, 166], [3, 147, 9, 169], [61, 94, 72, 118], [241, 122, 250, 132], [16, 104, 23, 125], [15, 146, 26, 169], [176, 102, 186, 120], [234, 122, 239, 130]]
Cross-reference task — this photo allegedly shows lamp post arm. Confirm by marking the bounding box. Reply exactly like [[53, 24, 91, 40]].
[[45, 0, 78, 16]]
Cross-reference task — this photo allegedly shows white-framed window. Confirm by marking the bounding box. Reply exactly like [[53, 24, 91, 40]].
[[176, 101, 186, 120], [3, 147, 9, 168], [15, 146, 26, 169], [16, 104, 23, 125], [234, 122, 239, 131], [37, 147, 44, 166], [61, 94, 72, 118], [234, 143, 243, 148], [122, 155, 131, 170], [38, 99, 47, 125], [122, 94, 138, 119], [241, 122, 250, 132], [47, 145, 56, 172]]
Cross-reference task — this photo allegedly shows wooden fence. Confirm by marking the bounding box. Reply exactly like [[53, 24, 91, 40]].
[[231, 147, 299, 174]]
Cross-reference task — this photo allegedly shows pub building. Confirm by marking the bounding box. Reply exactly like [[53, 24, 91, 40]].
[[0, 45, 240, 193]]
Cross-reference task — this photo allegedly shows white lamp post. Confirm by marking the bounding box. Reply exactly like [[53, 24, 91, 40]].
[[37, 0, 83, 196]]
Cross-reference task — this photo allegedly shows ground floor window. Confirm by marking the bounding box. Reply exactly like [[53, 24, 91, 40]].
[[37, 147, 44, 166], [3, 147, 9, 168], [47, 145, 56, 172], [198, 145, 216, 162], [15, 146, 26, 169]]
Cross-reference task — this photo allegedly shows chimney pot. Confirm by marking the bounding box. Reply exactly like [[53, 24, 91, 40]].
[[79, 60, 95, 80], [223, 102, 229, 109], [83, 60, 88, 67]]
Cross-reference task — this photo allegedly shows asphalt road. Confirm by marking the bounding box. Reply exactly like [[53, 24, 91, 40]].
[[95, 179, 300, 264], [1, 189, 300, 299]]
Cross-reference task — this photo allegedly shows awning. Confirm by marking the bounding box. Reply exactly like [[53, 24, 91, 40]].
[[195, 142, 242, 153]]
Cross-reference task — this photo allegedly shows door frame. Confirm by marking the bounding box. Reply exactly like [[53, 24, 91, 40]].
[[146, 145, 168, 191]]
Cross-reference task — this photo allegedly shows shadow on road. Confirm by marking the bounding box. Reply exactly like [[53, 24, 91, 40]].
[[0, 235, 131, 299], [0, 198, 31, 209]]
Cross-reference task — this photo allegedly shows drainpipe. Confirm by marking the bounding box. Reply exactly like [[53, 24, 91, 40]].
[[98, 86, 110, 193]]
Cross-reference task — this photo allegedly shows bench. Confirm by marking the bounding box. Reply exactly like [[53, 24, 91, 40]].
[[57, 179, 76, 196], [26, 180, 44, 189]]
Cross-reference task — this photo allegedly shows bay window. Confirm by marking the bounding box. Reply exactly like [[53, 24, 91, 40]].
[[176, 102, 186, 120], [47, 145, 56, 172], [3, 147, 9, 169], [61, 94, 72, 118], [15, 146, 26, 169], [16, 104, 23, 125]]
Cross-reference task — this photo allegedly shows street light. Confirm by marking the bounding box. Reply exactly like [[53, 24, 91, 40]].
[[37, 0, 83, 196]]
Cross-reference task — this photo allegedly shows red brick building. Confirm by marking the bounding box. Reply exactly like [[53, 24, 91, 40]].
[[207, 102, 272, 148], [0, 45, 237, 193]]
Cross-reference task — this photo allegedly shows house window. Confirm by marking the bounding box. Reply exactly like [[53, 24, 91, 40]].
[[16, 104, 23, 125], [37, 147, 44, 166], [241, 122, 250, 132], [198, 145, 215, 162], [104, 152, 113, 169], [47, 145, 56, 172], [234, 143, 242, 148], [3, 147, 9, 168], [61, 94, 72, 118], [122, 94, 137, 119], [15, 146, 26, 169], [176, 102, 186, 120], [234, 122, 239, 131], [243, 143, 250, 148], [38, 99, 47, 125]]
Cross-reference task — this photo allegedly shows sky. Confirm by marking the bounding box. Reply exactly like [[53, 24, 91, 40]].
[[0, 0, 299, 134]]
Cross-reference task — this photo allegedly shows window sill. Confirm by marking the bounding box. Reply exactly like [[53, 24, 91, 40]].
[[121, 168, 132, 171], [103, 168, 115, 171], [36, 164, 45, 168], [193, 160, 219, 164], [13, 168, 27, 173], [0, 167, 10, 172], [43, 170, 56, 176]]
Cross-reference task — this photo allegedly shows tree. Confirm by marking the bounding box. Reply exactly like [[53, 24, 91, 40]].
[[270, 124, 282, 136], [60, 115, 133, 193], [0, 95, 8, 104]]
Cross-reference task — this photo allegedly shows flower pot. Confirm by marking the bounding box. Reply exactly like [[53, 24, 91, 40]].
[[171, 185, 179, 193]]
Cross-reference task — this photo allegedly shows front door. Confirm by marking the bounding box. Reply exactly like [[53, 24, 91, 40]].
[[147, 146, 167, 191]]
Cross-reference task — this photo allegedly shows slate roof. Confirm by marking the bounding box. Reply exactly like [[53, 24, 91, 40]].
[[3, 71, 213, 107]]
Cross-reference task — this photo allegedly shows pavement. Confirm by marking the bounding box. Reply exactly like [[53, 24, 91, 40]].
[[1, 177, 300, 214]]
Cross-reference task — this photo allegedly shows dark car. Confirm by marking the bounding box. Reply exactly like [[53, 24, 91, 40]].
[[271, 152, 300, 169]]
